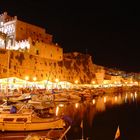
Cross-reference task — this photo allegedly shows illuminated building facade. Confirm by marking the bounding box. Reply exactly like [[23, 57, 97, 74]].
[[0, 12, 98, 91], [0, 12, 63, 61], [0, 12, 136, 91]]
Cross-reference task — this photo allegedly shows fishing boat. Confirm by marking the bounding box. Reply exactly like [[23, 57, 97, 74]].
[[0, 112, 65, 131]]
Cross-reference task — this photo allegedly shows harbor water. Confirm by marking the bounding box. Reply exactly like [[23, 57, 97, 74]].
[[0, 91, 140, 140]]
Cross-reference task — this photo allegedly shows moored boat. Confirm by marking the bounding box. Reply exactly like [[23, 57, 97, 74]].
[[0, 113, 65, 131]]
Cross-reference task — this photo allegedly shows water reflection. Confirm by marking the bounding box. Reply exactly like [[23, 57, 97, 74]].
[[0, 91, 140, 140], [92, 99, 95, 105], [96, 97, 106, 111], [62, 91, 140, 139], [55, 106, 59, 116]]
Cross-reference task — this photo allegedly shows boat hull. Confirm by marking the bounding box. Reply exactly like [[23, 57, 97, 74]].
[[0, 114, 64, 131]]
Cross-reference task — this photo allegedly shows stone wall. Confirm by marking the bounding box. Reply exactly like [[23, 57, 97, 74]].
[[0, 50, 96, 84], [29, 39, 63, 61]]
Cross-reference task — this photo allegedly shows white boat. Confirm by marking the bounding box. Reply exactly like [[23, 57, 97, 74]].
[[0, 113, 65, 131], [7, 93, 32, 104]]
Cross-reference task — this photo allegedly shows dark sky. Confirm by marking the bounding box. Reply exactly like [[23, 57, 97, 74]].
[[0, 0, 140, 72]]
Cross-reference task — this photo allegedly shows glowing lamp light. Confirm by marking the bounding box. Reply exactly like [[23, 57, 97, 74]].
[[25, 76, 29, 81], [33, 77, 37, 81], [59, 104, 64, 107], [92, 81, 95, 84], [75, 80, 78, 84], [55, 79, 59, 83]]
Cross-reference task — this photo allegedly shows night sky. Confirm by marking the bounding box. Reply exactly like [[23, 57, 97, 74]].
[[0, 0, 140, 72]]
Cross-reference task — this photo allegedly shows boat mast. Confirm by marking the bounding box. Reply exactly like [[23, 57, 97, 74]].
[[81, 119, 84, 140]]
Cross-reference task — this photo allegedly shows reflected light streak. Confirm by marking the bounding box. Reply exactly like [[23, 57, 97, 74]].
[[115, 96, 118, 102], [131, 93, 133, 98], [125, 94, 128, 103], [135, 92, 137, 99], [92, 99, 96, 105], [56, 106, 59, 116], [96, 98, 106, 111], [104, 96, 107, 103], [132, 96, 135, 102], [75, 103, 79, 108]]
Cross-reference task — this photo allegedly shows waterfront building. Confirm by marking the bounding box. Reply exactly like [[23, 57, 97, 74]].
[[0, 12, 97, 91], [0, 12, 63, 61], [0, 12, 138, 92]]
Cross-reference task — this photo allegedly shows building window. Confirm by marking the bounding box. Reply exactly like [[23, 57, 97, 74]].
[[36, 50, 39, 55]]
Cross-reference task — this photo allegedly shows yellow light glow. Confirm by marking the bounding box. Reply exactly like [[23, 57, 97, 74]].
[[104, 96, 107, 103], [115, 96, 117, 102], [25, 76, 29, 81], [92, 81, 95, 84], [59, 104, 64, 107], [33, 77, 37, 81], [56, 106, 59, 116], [75, 103, 79, 108], [55, 79, 59, 83], [135, 82, 138, 85], [75, 80, 78, 84], [92, 99, 96, 104], [135, 92, 137, 98], [125, 94, 128, 99]]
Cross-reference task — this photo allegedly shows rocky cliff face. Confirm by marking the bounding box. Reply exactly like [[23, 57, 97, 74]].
[[0, 50, 96, 84]]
